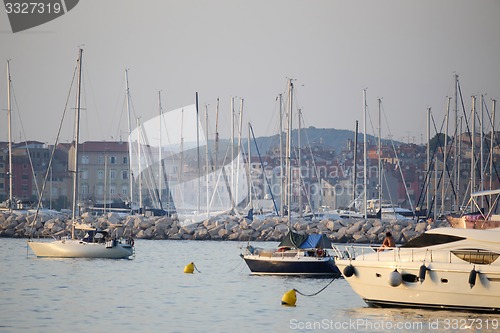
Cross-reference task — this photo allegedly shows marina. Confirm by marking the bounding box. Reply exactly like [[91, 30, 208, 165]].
[[1, 1, 500, 332], [2, 237, 500, 333]]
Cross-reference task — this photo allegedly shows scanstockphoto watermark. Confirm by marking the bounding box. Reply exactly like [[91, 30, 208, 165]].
[[3, 0, 79, 33], [289, 318, 500, 331], [290, 318, 424, 331]]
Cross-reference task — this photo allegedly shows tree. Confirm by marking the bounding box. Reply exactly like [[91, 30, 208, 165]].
[[429, 133, 451, 152]]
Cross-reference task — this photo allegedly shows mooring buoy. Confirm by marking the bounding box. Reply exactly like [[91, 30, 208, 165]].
[[281, 289, 297, 306], [184, 262, 195, 274]]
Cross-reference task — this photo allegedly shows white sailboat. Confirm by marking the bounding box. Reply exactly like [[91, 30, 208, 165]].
[[28, 49, 134, 259]]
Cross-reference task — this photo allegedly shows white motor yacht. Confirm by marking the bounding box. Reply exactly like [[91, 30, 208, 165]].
[[333, 227, 500, 312]]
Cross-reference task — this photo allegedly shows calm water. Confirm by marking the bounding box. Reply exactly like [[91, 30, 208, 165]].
[[0, 238, 498, 333]]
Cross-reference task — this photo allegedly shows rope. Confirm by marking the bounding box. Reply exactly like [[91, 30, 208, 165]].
[[294, 278, 336, 297], [227, 259, 243, 273], [193, 263, 202, 273]]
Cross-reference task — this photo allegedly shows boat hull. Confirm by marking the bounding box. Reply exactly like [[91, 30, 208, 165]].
[[242, 255, 340, 277], [336, 259, 500, 312], [28, 239, 134, 259]]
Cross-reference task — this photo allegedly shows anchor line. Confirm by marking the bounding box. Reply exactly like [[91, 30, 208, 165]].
[[227, 259, 244, 273], [294, 278, 336, 297]]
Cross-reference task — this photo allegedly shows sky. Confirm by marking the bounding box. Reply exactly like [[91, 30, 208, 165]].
[[1, 0, 499, 146]]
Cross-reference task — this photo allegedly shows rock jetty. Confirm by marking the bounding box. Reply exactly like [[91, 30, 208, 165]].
[[0, 210, 449, 244]]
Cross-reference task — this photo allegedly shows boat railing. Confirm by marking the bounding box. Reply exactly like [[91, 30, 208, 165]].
[[332, 244, 500, 265], [249, 247, 328, 259], [333, 244, 434, 262]]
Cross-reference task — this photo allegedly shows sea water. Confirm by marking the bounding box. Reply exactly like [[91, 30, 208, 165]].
[[0, 238, 498, 333]]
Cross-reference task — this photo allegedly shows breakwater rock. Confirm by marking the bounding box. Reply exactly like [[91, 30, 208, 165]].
[[0, 210, 449, 243]]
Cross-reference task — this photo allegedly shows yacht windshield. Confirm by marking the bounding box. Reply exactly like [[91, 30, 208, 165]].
[[401, 233, 465, 248]]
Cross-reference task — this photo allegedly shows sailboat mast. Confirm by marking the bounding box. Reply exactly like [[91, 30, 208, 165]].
[[434, 122, 438, 221], [479, 95, 486, 207], [298, 109, 302, 218], [205, 104, 209, 217], [442, 97, 451, 214], [180, 109, 184, 184], [278, 94, 284, 216], [72, 48, 83, 223], [490, 99, 496, 197], [426, 107, 431, 216], [137, 118, 143, 213], [363, 89, 367, 220], [377, 98, 382, 215], [236, 99, 244, 207], [125, 69, 134, 212], [215, 98, 219, 172], [6, 60, 13, 210], [458, 116, 463, 210], [230, 97, 234, 210], [158, 91, 163, 204], [104, 153, 108, 214], [247, 122, 252, 210], [196, 92, 200, 213], [471, 96, 476, 211], [353, 120, 358, 204], [286, 79, 293, 225], [480, 95, 485, 209], [453, 74, 459, 211]]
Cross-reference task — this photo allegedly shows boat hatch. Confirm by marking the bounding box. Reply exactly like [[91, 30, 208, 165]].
[[452, 249, 500, 265]]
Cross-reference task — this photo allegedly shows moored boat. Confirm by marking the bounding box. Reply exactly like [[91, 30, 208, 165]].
[[27, 49, 134, 259], [334, 227, 500, 312], [241, 230, 340, 277], [28, 224, 134, 259], [366, 199, 413, 218], [446, 189, 500, 229]]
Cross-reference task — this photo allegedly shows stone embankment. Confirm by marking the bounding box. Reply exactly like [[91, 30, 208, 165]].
[[0, 210, 449, 244]]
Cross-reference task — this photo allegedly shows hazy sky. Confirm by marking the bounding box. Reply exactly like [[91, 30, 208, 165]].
[[1, 0, 499, 145]]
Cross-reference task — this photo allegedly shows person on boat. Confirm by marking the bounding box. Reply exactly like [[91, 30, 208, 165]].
[[378, 231, 395, 252], [426, 217, 434, 230]]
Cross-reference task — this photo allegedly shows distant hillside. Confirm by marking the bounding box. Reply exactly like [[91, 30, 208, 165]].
[[204, 127, 399, 157], [250, 126, 383, 155]]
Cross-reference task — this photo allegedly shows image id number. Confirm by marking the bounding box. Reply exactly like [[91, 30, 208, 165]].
[[5, 2, 62, 14]]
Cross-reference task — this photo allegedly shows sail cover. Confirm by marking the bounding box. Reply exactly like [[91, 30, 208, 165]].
[[128, 104, 248, 221], [278, 230, 331, 249]]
